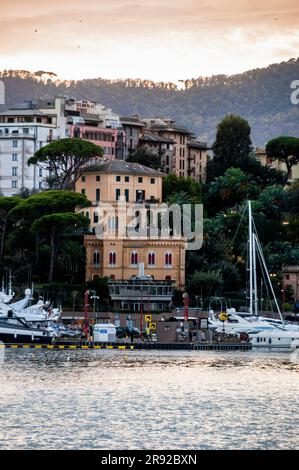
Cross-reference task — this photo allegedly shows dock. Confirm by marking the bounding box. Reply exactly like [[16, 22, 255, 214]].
[[1, 341, 252, 351]]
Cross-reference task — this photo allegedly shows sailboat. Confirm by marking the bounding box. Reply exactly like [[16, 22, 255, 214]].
[[209, 201, 299, 351], [245, 201, 299, 350]]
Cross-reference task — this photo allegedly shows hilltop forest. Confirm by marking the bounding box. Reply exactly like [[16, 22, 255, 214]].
[[1, 57, 299, 146]]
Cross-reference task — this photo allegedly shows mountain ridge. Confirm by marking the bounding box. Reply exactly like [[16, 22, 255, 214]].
[[1, 57, 299, 146]]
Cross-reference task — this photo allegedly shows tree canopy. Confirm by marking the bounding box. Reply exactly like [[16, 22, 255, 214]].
[[10, 190, 90, 221], [28, 138, 103, 190], [266, 136, 299, 176], [127, 148, 162, 170], [208, 114, 253, 179]]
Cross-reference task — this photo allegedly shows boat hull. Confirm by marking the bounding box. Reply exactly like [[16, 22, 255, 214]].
[[0, 323, 54, 345]]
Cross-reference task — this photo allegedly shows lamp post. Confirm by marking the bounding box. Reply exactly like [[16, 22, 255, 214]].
[[84, 289, 89, 340], [140, 289, 143, 341], [90, 290, 99, 321]]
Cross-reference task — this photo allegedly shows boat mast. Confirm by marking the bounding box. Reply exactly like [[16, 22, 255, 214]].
[[252, 231, 258, 315], [8, 270, 12, 297], [254, 233, 285, 324], [248, 201, 253, 315]]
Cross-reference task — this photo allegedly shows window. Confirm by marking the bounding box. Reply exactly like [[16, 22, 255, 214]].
[[138, 177, 143, 183], [23, 128, 29, 134], [96, 175, 100, 182], [12, 154, 18, 161], [39, 168, 42, 177], [108, 216, 118, 233], [12, 181, 17, 188], [125, 189, 129, 202], [93, 251, 100, 265], [285, 274, 290, 280], [12, 167, 17, 176], [165, 252, 172, 266], [81, 176, 86, 182], [165, 275, 171, 281], [115, 189, 121, 200], [148, 252, 156, 265], [125, 176, 130, 182], [109, 252, 116, 265], [96, 188, 100, 201], [116, 175, 121, 182], [131, 252, 138, 265], [136, 189, 145, 203], [39, 182, 43, 189], [150, 178, 155, 184], [81, 189, 86, 195], [12, 140, 18, 148], [93, 212, 99, 224]]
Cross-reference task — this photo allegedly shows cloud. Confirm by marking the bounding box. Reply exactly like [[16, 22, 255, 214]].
[[0, 0, 298, 80]]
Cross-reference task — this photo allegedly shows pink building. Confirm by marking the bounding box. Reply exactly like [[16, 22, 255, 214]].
[[69, 124, 125, 160]]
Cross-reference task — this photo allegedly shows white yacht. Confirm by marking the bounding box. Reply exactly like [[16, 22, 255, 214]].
[[0, 286, 75, 344], [209, 201, 299, 351], [248, 329, 299, 352]]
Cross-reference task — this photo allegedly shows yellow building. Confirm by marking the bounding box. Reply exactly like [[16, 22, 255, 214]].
[[76, 160, 186, 286]]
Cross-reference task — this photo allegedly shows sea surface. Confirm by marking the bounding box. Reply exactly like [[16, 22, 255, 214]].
[[0, 349, 298, 450]]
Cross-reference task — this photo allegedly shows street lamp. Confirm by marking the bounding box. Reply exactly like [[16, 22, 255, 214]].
[[90, 291, 99, 320]]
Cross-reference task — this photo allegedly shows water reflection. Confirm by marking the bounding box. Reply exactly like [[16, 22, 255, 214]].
[[0, 350, 298, 449]]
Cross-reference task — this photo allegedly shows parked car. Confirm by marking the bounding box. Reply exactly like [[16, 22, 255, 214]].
[[116, 327, 141, 339]]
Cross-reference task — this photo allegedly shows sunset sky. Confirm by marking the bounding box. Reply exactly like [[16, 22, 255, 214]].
[[1, 0, 299, 82]]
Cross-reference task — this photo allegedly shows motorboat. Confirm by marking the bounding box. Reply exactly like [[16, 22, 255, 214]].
[[0, 286, 78, 344], [248, 329, 299, 352]]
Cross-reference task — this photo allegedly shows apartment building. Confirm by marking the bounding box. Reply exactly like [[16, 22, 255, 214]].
[[138, 132, 174, 174], [0, 104, 64, 196], [142, 118, 208, 182], [120, 115, 145, 158]]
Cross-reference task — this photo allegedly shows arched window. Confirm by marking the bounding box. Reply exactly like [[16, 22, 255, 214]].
[[93, 251, 100, 265], [131, 251, 138, 265], [148, 252, 156, 265], [109, 251, 116, 265], [165, 275, 171, 281], [165, 252, 172, 266]]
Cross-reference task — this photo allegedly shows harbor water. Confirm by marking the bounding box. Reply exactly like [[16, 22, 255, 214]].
[[0, 349, 298, 450]]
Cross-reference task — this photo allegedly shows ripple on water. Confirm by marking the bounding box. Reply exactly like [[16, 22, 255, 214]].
[[0, 349, 298, 449]]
